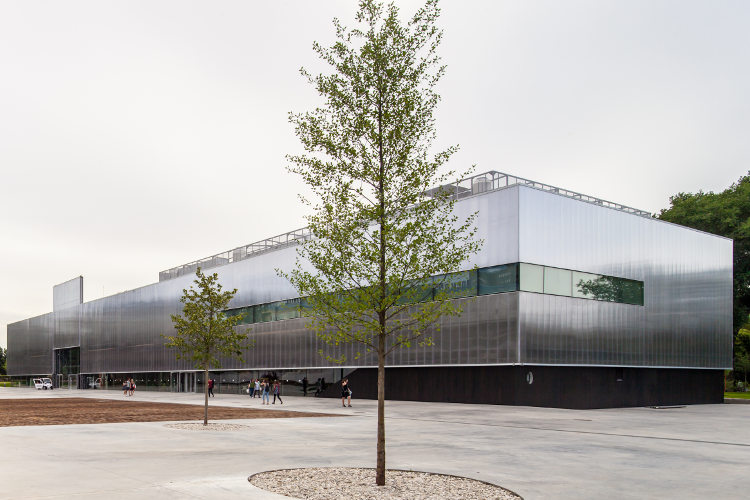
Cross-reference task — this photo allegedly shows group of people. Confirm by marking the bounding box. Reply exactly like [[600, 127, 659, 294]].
[[121, 378, 136, 396], [118, 375, 352, 406], [247, 379, 283, 405]]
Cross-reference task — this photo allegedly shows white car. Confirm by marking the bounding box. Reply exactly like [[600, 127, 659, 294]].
[[33, 378, 54, 390]]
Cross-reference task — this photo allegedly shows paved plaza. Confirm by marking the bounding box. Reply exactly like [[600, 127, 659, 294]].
[[0, 387, 747, 499]]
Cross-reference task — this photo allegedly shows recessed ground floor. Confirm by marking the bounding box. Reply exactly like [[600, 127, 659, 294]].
[[9, 364, 723, 409], [316, 365, 725, 409]]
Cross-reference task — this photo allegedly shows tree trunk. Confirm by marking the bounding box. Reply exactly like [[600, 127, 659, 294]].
[[376, 65, 387, 488], [376, 331, 386, 486], [204, 367, 209, 426]]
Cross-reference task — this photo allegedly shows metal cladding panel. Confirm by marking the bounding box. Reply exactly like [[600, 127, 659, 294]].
[[517, 187, 733, 368], [53, 276, 82, 311], [80, 277, 192, 374], [519, 293, 647, 365], [75, 291, 519, 374], [453, 186, 519, 269], [54, 306, 80, 349], [215, 245, 309, 308], [7, 314, 54, 375], [211, 292, 520, 370]]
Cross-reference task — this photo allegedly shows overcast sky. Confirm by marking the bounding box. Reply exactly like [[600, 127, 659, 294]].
[[1, 0, 749, 348]]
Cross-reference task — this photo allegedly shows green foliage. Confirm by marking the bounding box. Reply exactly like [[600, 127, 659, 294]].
[[0, 347, 6, 375], [285, 0, 480, 363], [283, 0, 479, 486], [576, 276, 642, 304], [164, 268, 251, 425], [734, 328, 750, 385], [724, 392, 750, 399], [164, 268, 250, 371]]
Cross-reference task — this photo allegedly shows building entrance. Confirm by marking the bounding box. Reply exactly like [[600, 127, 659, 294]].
[[170, 372, 196, 392], [54, 347, 80, 389]]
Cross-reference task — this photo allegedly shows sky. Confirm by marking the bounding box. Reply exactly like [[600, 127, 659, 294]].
[[1, 0, 749, 348]]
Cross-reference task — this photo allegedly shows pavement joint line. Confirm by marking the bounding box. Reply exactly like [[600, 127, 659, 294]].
[[386, 416, 750, 447]]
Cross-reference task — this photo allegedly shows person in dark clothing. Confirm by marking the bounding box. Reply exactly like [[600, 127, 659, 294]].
[[314, 378, 322, 397], [272, 381, 283, 404], [208, 378, 215, 397], [341, 378, 352, 407], [302, 376, 308, 396]]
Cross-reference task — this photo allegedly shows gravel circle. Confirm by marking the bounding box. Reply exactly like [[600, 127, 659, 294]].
[[165, 422, 250, 431], [249, 467, 522, 500]]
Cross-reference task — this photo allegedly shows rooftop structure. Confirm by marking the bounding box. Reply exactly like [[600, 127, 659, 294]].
[[159, 171, 652, 281]]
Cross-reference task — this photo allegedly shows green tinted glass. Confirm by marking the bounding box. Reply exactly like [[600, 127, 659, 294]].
[[619, 278, 644, 306], [254, 303, 276, 323], [224, 263, 644, 323], [433, 270, 477, 299], [277, 299, 301, 321], [394, 278, 434, 305], [544, 267, 572, 296], [478, 264, 518, 295], [519, 263, 544, 293]]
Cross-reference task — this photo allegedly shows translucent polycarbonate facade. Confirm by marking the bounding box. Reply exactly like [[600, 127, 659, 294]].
[[7, 176, 734, 377], [53, 276, 83, 311], [517, 187, 733, 368]]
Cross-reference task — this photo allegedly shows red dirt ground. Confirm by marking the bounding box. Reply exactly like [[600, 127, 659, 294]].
[[0, 398, 337, 426]]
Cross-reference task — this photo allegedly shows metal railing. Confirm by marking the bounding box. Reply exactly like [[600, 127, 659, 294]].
[[432, 171, 651, 218], [159, 171, 650, 281], [158, 227, 313, 281]]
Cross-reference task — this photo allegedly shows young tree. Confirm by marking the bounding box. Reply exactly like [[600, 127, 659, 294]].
[[164, 268, 249, 425], [0, 347, 6, 375], [284, 0, 480, 486]]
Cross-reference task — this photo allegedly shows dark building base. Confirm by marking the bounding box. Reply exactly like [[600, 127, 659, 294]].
[[321, 365, 724, 409]]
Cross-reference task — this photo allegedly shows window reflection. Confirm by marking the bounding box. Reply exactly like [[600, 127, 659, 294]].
[[433, 270, 477, 299], [223, 263, 644, 323], [575, 275, 644, 306], [572, 271, 599, 299], [478, 264, 518, 295]]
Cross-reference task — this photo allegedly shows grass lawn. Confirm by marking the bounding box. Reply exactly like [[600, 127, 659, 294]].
[[724, 392, 750, 399]]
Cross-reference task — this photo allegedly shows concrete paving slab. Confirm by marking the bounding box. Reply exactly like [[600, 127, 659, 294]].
[[0, 387, 748, 499]]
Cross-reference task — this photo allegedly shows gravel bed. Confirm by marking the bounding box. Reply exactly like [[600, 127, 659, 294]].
[[165, 422, 250, 431], [249, 467, 521, 500]]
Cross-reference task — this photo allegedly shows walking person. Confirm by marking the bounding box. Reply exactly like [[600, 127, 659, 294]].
[[248, 380, 254, 398], [314, 378, 322, 397], [341, 378, 352, 407], [302, 376, 308, 396], [254, 379, 261, 398], [122, 379, 130, 396], [129, 378, 136, 397], [208, 378, 215, 397], [272, 380, 283, 404], [261, 380, 270, 405]]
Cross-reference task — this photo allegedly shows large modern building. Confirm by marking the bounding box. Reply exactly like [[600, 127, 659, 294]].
[[7, 172, 733, 408]]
